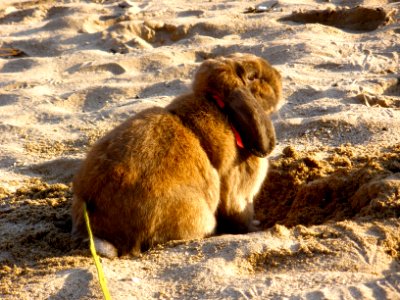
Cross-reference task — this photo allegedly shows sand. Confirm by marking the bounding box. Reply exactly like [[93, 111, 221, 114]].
[[0, 0, 399, 299]]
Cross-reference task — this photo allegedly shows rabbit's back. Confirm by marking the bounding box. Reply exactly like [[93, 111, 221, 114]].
[[72, 107, 219, 255]]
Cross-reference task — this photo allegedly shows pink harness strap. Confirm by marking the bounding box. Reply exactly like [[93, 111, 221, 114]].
[[212, 94, 244, 149]]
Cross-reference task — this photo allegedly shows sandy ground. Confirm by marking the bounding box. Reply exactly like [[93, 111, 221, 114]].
[[1, 0, 400, 299]]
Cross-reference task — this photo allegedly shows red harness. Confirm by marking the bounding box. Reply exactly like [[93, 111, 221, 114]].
[[212, 94, 244, 149]]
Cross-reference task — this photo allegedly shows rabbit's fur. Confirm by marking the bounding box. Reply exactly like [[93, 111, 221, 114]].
[[72, 53, 282, 256]]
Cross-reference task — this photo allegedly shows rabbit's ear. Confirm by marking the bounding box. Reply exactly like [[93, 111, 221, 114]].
[[224, 87, 275, 157]]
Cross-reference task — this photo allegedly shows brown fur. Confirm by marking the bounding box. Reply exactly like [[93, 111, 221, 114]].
[[71, 53, 282, 256]]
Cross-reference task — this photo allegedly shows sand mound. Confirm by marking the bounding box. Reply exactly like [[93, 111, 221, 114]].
[[256, 144, 400, 227], [280, 6, 395, 31]]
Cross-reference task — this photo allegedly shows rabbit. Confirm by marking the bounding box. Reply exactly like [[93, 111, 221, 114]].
[[71, 53, 282, 257]]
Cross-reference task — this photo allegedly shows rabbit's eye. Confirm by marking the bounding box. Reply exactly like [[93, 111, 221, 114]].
[[234, 64, 246, 79], [247, 73, 257, 81]]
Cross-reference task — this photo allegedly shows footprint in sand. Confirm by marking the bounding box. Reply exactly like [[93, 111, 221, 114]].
[[102, 16, 240, 53], [45, 6, 74, 20], [2, 38, 63, 57], [357, 78, 400, 108], [102, 21, 192, 52], [60, 86, 134, 112], [66, 62, 126, 76], [23, 157, 82, 183], [285, 87, 346, 118], [0, 58, 38, 73], [0, 93, 19, 106], [384, 77, 400, 96], [315, 62, 363, 72], [0, 7, 45, 24], [139, 79, 189, 98]]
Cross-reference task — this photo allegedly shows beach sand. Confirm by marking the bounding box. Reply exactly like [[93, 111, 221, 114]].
[[1, 0, 399, 299]]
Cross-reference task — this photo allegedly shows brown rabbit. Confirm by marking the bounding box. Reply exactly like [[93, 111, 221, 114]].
[[72, 53, 282, 257]]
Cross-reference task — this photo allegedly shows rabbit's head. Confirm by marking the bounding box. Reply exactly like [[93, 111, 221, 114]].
[[193, 54, 282, 157], [228, 53, 282, 113]]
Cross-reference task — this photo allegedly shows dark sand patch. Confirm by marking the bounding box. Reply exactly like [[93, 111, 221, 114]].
[[24, 139, 81, 158], [280, 6, 394, 32], [0, 180, 91, 297]]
